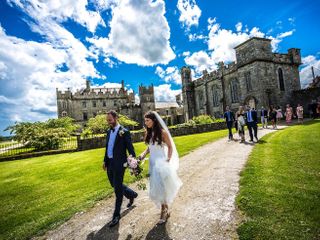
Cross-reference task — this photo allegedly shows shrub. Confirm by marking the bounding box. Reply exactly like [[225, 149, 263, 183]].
[[4, 117, 78, 150], [85, 114, 139, 134]]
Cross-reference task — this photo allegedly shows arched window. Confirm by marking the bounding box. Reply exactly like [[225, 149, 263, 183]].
[[245, 72, 252, 91], [278, 68, 285, 91], [230, 79, 240, 103], [212, 87, 219, 107]]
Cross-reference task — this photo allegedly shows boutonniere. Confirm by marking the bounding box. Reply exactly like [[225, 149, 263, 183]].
[[119, 129, 125, 137]]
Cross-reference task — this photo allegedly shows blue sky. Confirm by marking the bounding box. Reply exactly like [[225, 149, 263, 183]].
[[0, 0, 320, 136]]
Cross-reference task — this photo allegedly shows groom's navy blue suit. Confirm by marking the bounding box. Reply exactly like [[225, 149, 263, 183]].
[[104, 125, 137, 218]]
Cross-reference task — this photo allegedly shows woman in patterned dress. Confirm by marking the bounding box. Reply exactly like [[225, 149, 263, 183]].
[[285, 104, 293, 125]]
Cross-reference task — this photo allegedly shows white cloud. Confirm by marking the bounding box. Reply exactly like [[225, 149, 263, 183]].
[[155, 66, 181, 85], [177, 0, 201, 30], [235, 22, 242, 32], [184, 19, 296, 75], [288, 17, 295, 26], [188, 33, 207, 42], [154, 84, 181, 102], [7, 0, 109, 33], [88, 0, 176, 66], [182, 51, 191, 57], [184, 50, 217, 76], [0, 21, 101, 131], [299, 55, 320, 88]]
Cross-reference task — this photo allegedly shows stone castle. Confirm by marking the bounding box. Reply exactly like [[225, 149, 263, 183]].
[[56, 80, 183, 126], [180, 37, 302, 120]]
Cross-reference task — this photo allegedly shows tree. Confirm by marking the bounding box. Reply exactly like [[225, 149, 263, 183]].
[[85, 114, 139, 134], [4, 117, 79, 150]]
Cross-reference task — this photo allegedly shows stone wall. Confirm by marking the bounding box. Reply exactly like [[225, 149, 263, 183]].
[[291, 87, 320, 113], [77, 121, 227, 151]]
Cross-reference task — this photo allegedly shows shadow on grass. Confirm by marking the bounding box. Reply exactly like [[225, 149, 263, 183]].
[[86, 206, 136, 240]]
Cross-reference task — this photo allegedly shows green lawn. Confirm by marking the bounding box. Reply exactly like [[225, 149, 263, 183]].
[[236, 120, 320, 240], [0, 129, 228, 240]]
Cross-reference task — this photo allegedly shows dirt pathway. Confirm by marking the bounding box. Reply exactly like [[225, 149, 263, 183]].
[[38, 126, 285, 240]]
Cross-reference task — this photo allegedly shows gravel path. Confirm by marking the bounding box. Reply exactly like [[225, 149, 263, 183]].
[[37, 126, 285, 240]]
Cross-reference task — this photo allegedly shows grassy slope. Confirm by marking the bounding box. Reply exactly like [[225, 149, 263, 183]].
[[236, 120, 320, 240]]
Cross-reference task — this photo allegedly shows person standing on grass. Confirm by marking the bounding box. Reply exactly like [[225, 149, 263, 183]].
[[296, 104, 304, 124], [276, 106, 283, 123], [236, 106, 246, 143], [270, 106, 278, 129], [246, 106, 258, 142], [260, 106, 268, 129], [224, 106, 235, 141], [102, 110, 138, 228], [285, 104, 294, 125]]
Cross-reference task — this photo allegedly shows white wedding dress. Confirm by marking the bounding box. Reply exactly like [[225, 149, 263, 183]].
[[148, 142, 182, 207]]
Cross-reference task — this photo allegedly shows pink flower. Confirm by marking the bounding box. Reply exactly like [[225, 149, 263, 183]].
[[127, 155, 138, 169]]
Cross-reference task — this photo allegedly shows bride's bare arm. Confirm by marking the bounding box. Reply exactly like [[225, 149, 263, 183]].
[[138, 147, 149, 160], [162, 130, 172, 161]]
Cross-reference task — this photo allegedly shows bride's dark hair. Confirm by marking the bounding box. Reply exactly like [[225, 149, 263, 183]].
[[144, 111, 163, 145]]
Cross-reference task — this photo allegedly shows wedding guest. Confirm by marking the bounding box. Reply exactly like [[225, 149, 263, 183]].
[[260, 106, 268, 129], [236, 106, 246, 143], [270, 106, 277, 129], [276, 106, 283, 123], [246, 106, 258, 142], [285, 104, 293, 125], [296, 104, 304, 124], [224, 106, 235, 141]]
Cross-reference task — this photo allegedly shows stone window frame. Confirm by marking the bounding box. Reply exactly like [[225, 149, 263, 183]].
[[61, 111, 67, 117], [244, 71, 253, 92], [83, 112, 88, 121], [82, 101, 87, 108], [197, 90, 205, 111], [230, 78, 240, 103], [212, 86, 220, 107], [92, 101, 97, 108], [103, 101, 106, 107], [62, 101, 67, 109], [278, 67, 285, 91]]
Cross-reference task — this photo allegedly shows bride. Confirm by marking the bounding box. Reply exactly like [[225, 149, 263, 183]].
[[138, 111, 182, 224]]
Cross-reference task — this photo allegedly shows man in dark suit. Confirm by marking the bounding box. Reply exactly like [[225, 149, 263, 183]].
[[246, 106, 258, 142], [103, 110, 138, 227], [224, 106, 235, 140]]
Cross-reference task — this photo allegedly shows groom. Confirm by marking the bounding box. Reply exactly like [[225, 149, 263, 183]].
[[102, 110, 138, 227]]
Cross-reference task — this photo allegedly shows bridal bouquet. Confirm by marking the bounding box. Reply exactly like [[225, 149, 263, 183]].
[[124, 155, 146, 190]]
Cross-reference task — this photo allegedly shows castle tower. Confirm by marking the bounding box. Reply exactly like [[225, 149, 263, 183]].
[[139, 84, 155, 115], [181, 66, 195, 120], [56, 87, 73, 118], [86, 80, 91, 91]]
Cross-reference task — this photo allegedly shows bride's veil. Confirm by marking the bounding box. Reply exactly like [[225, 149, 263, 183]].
[[153, 111, 179, 171]]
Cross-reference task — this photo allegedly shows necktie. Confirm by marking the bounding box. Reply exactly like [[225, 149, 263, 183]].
[[227, 111, 231, 121]]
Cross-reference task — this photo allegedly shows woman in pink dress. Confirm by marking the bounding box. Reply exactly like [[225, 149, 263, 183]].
[[285, 104, 293, 125], [296, 104, 304, 124]]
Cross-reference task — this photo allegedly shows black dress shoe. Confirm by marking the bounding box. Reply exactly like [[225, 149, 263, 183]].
[[127, 193, 138, 208], [108, 216, 120, 228]]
